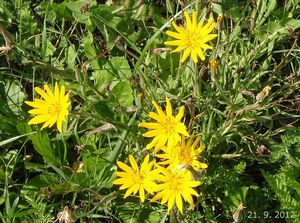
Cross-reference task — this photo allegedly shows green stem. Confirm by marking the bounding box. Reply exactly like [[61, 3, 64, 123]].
[[60, 134, 67, 165], [169, 208, 177, 223], [193, 62, 198, 98]]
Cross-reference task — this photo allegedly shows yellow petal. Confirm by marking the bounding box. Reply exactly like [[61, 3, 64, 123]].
[[182, 192, 194, 207], [164, 40, 182, 46], [140, 154, 150, 171], [41, 115, 57, 129], [152, 101, 166, 118], [175, 106, 185, 122], [113, 178, 131, 185], [124, 186, 135, 198], [129, 155, 139, 171], [192, 12, 198, 30], [25, 99, 47, 108], [199, 43, 213, 50], [151, 190, 164, 202], [148, 112, 165, 123], [172, 44, 186, 53], [59, 84, 65, 104], [181, 48, 191, 63], [195, 144, 206, 154], [161, 189, 173, 204], [138, 122, 161, 129], [28, 108, 48, 115], [185, 187, 199, 197], [54, 82, 59, 102], [191, 50, 198, 63], [28, 114, 52, 125], [146, 136, 160, 150], [166, 31, 182, 39], [196, 48, 205, 61], [165, 97, 172, 117], [154, 135, 168, 150], [176, 194, 183, 214], [139, 187, 145, 202], [132, 184, 140, 194], [201, 17, 216, 36], [201, 34, 218, 43], [167, 194, 176, 213], [56, 116, 63, 133], [44, 84, 55, 102], [116, 172, 132, 178], [187, 180, 201, 187], [184, 12, 192, 28], [171, 21, 185, 33], [35, 87, 52, 102], [117, 161, 133, 173], [196, 21, 204, 32], [143, 129, 162, 137], [119, 182, 134, 190]]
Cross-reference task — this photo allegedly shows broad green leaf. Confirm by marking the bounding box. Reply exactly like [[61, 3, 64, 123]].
[[66, 44, 77, 69], [118, 203, 162, 223], [51, 1, 73, 21], [107, 56, 132, 79], [45, 39, 56, 58], [5, 80, 25, 115], [29, 131, 61, 166], [93, 57, 132, 92], [83, 38, 102, 75], [110, 80, 133, 109], [66, 0, 96, 25], [93, 70, 115, 93], [90, 5, 141, 54], [21, 174, 58, 195]]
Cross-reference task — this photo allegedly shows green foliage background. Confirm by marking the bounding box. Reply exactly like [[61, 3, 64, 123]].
[[0, 0, 300, 222]]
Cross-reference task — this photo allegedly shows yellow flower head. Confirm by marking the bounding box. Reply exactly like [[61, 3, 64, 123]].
[[113, 154, 159, 202], [25, 82, 70, 133], [138, 97, 189, 153], [151, 167, 201, 214], [165, 11, 217, 63], [157, 135, 208, 172]]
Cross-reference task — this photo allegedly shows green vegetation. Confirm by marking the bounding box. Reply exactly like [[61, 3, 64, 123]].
[[0, 0, 300, 222]]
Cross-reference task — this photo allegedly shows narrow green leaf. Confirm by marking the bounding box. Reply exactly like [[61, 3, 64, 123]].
[[0, 132, 36, 147]]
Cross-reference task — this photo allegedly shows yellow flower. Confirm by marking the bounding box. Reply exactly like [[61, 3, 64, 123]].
[[113, 154, 159, 202], [156, 135, 208, 172], [25, 82, 70, 133], [165, 11, 217, 63], [151, 167, 201, 214], [138, 97, 189, 153]]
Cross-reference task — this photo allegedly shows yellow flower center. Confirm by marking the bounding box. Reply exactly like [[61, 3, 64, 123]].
[[164, 117, 177, 134], [169, 175, 183, 192], [184, 31, 200, 50], [50, 103, 61, 116], [178, 149, 193, 164], [133, 171, 145, 184]]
